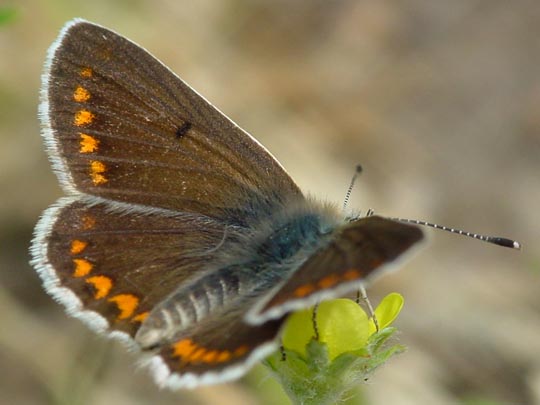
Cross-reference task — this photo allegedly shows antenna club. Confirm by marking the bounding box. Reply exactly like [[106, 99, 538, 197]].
[[489, 237, 522, 250], [390, 217, 521, 250], [343, 164, 363, 212]]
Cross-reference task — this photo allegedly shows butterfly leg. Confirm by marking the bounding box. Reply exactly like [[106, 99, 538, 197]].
[[279, 343, 287, 361], [357, 286, 379, 332], [312, 303, 320, 340]]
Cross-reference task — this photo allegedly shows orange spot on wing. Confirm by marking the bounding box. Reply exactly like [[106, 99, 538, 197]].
[[86, 275, 113, 299], [173, 339, 196, 359], [318, 274, 340, 289], [201, 350, 219, 364], [343, 269, 361, 281], [74, 109, 95, 126], [132, 311, 149, 323], [81, 215, 96, 230], [108, 294, 139, 320], [80, 67, 93, 77], [90, 160, 107, 185], [70, 239, 87, 255], [216, 350, 232, 363], [233, 345, 248, 357], [79, 133, 99, 153], [73, 86, 90, 102], [73, 258, 92, 277], [188, 348, 207, 362], [293, 283, 315, 297]]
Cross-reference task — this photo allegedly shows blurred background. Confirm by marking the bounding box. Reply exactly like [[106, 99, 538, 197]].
[[1, 1, 539, 404]]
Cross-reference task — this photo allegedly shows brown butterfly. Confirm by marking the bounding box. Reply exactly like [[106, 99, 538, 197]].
[[32, 19, 440, 388]]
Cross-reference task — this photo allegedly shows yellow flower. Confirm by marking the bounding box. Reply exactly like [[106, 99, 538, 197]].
[[282, 293, 404, 360]]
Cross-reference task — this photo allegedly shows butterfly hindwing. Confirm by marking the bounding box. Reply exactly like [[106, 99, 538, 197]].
[[148, 298, 284, 388], [31, 196, 242, 340]]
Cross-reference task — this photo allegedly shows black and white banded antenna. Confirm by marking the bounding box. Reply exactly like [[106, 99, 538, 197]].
[[342, 164, 521, 250], [343, 164, 363, 212], [391, 217, 521, 250], [343, 164, 381, 329]]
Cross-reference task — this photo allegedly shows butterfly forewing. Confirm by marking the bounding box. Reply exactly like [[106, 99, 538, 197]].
[[42, 20, 302, 224], [248, 216, 424, 324]]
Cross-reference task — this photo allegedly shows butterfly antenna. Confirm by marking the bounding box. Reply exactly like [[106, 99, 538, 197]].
[[343, 164, 363, 212], [391, 218, 522, 250]]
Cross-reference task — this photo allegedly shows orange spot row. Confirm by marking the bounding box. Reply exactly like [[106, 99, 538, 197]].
[[74, 109, 94, 126], [172, 339, 249, 365], [90, 160, 107, 185], [292, 269, 362, 298], [73, 86, 91, 102], [70, 237, 92, 278], [82, 272, 142, 321], [82, 273, 142, 321], [66, 221, 143, 322], [79, 133, 99, 153]]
